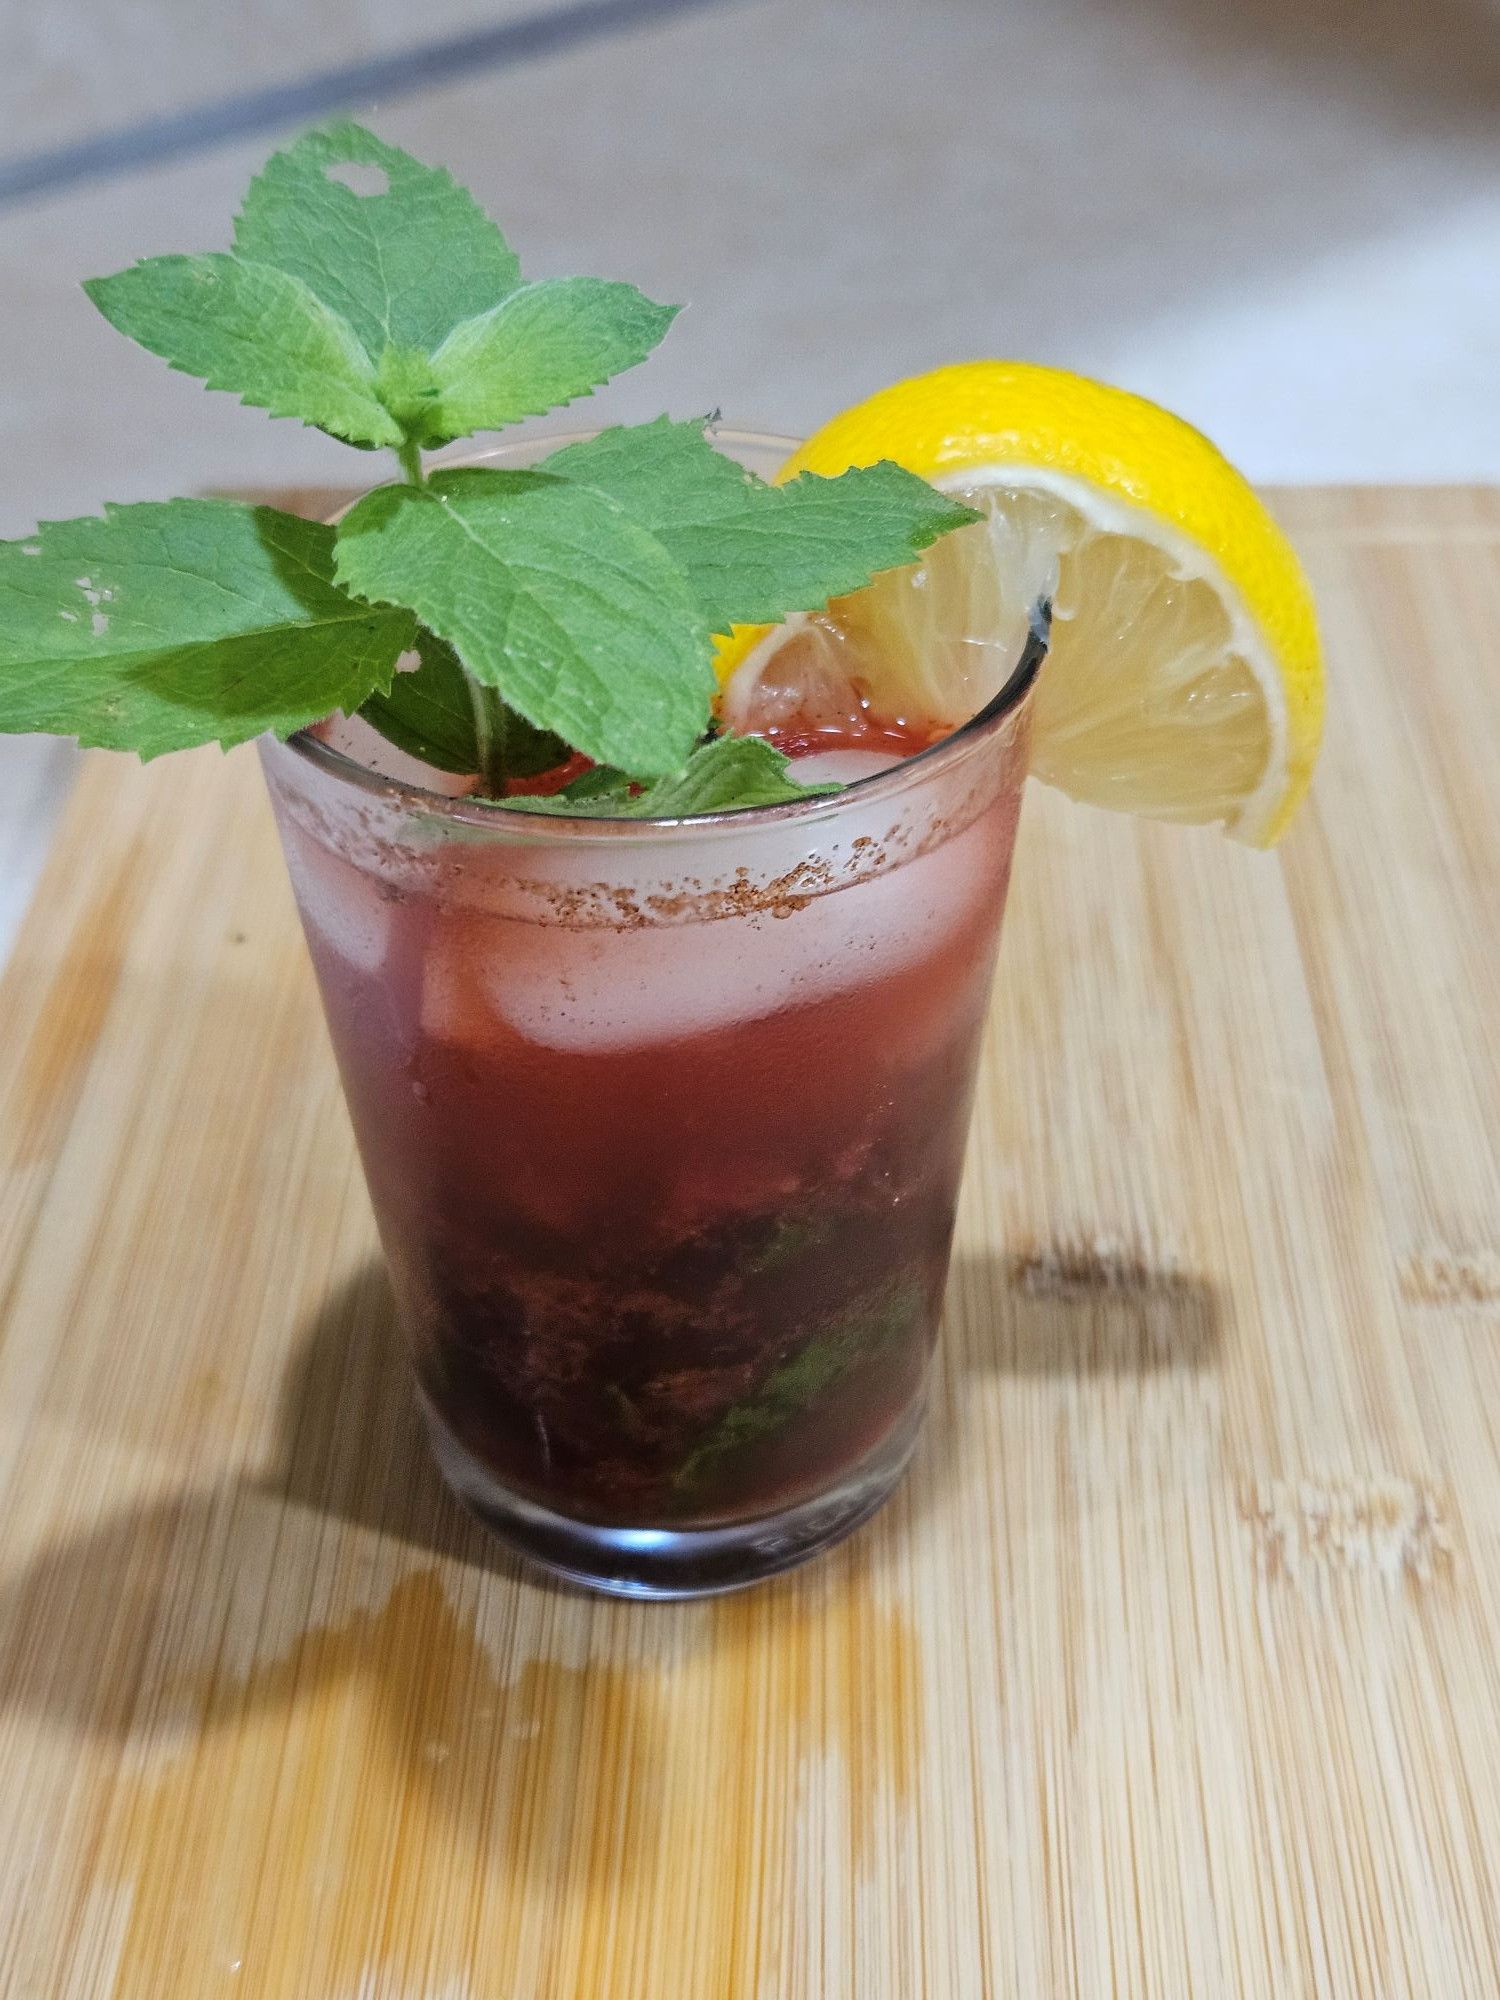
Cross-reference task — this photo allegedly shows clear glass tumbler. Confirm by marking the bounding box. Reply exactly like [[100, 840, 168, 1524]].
[[259, 435, 1042, 1596]]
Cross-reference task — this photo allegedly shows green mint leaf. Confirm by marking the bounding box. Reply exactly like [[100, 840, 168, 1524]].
[[625, 733, 827, 814], [357, 629, 476, 773], [742, 1212, 832, 1276], [83, 254, 402, 448], [692, 460, 979, 626], [0, 501, 413, 757], [484, 695, 574, 781], [498, 732, 837, 816], [413, 279, 679, 446], [545, 420, 981, 633], [233, 120, 522, 362], [675, 1275, 923, 1491], [232, 126, 675, 450], [542, 415, 759, 524], [334, 468, 711, 776], [494, 765, 636, 813], [358, 631, 570, 780], [558, 766, 638, 804]]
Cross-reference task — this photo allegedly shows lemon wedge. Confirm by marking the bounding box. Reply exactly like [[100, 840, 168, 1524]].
[[718, 362, 1324, 844]]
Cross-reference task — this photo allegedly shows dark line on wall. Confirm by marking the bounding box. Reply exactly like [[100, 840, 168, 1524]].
[[0, 0, 742, 212]]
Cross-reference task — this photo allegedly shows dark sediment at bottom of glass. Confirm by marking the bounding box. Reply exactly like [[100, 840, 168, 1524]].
[[419, 1388, 925, 1598]]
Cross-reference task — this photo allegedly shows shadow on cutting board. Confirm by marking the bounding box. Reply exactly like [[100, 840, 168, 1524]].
[[0, 1265, 540, 1735], [0, 1237, 1223, 1988], [0, 1240, 1224, 1745], [0, 1260, 929, 1990], [0, 1251, 929, 1726], [263, 1260, 521, 1570]]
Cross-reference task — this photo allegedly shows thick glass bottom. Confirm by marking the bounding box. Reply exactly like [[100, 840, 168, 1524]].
[[420, 1389, 925, 1599]]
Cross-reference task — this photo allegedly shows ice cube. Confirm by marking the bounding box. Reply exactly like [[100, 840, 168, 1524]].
[[785, 748, 902, 786], [422, 810, 1001, 1057], [280, 826, 391, 974]]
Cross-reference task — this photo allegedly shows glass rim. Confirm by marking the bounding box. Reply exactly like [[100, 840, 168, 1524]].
[[282, 427, 1049, 843]]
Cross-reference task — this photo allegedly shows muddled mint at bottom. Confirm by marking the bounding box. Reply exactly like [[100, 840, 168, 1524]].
[[673, 1273, 924, 1494]]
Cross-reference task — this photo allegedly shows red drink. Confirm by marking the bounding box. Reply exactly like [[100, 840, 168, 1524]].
[[261, 660, 1035, 1595]]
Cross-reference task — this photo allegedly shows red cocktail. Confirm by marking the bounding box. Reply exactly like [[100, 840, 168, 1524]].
[[261, 438, 1042, 1595]]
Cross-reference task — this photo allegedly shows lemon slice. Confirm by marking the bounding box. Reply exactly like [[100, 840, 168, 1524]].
[[718, 363, 1324, 845]]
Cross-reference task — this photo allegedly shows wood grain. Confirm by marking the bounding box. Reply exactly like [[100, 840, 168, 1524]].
[[2, 486, 1498, 1997]]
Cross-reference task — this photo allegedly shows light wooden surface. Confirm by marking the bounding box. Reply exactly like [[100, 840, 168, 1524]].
[[1, 486, 1498, 1997]]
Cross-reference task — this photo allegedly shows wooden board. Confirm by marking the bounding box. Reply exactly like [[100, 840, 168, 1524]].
[[2, 486, 1499, 1997]]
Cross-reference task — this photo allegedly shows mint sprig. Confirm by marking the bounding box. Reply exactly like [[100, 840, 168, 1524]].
[[333, 437, 973, 783], [86, 121, 672, 457], [0, 120, 983, 814], [500, 733, 837, 817]]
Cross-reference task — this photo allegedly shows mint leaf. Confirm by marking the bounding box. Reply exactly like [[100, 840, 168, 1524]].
[[544, 420, 981, 632], [498, 732, 837, 817], [543, 415, 758, 524], [483, 696, 573, 781], [233, 121, 521, 361], [84, 254, 402, 448], [626, 734, 828, 814], [334, 469, 711, 776], [526, 765, 638, 810], [688, 460, 977, 626], [675, 1275, 923, 1491], [0, 502, 413, 756], [413, 279, 678, 446], [357, 629, 573, 779], [230, 125, 676, 452], [357, 629, 476, 772]]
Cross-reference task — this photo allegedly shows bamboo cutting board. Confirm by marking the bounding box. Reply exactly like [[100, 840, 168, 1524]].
[[2, 486, 1499, 1998]]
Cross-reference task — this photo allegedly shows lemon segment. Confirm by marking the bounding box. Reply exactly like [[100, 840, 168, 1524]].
[[724, 363, 1323, 845]]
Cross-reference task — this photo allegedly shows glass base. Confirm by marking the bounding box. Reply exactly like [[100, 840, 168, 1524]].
[[420, 1391, 924, 1599]]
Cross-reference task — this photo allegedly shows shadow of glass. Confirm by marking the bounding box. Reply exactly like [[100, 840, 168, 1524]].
[[261, 1258, 526, 1577], [0, 1251, 940, 1973], [894, 1241, 1224, 1539], [0, 1261, 668, 1892], [0, 1227, 1218, 1789]]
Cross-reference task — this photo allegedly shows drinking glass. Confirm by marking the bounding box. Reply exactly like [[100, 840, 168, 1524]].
[[260, 434, 1043, 1595]]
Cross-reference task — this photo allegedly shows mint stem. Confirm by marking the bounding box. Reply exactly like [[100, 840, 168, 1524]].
[[467, 678, 511, 796], [397, 438, 516, 797], [397, 437, 425, 486]]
